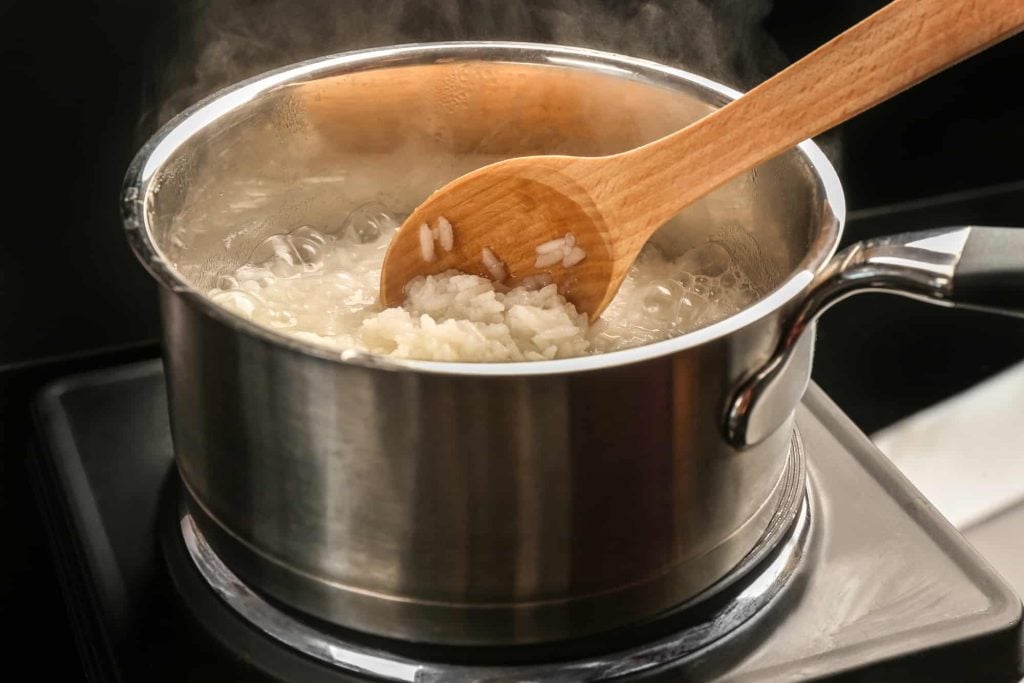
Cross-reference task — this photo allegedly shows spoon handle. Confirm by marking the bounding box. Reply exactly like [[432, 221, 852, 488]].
[[611, 0, 1024, 233]]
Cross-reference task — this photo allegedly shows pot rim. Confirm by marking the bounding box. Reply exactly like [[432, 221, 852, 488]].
[[122, 41, 845, 377]]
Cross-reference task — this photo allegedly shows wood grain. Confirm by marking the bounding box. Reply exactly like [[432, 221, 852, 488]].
[[299, 63, 669, 156]]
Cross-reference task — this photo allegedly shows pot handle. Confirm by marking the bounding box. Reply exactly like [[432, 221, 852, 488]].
[[724, 225, 1024, 448]]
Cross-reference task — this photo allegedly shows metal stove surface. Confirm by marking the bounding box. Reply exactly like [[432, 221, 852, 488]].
[[29, 360, 1023, 682]]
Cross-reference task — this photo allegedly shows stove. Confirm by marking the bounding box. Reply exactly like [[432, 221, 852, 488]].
[[29, 360, 1023, 682]]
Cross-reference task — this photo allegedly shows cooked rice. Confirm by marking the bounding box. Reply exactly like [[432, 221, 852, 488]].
[[536, 237, 566, 254], [534, 249, 564, 268], [533, 232, 586, 269], [209, 208, 762, 362], [360, 273, 589, 361], [418, 223, 435, 262], [563, 245, 586, 267], [435, 216, 454, 252], [481, 247, 506, 282]]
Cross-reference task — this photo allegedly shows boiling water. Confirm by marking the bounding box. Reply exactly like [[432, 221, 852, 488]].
[[208, 203, 762, 360]]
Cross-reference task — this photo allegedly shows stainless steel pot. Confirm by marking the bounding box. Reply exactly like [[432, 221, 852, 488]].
[[122, 42, 1024, 646]]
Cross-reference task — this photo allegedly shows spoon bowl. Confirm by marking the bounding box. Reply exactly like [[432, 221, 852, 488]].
[[380, 156, 619, 317]]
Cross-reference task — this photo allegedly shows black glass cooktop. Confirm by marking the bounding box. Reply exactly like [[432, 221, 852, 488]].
[[29, 360, 1023, 682]]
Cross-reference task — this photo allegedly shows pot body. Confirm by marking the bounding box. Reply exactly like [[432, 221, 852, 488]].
[[125, 43, 844, 644]]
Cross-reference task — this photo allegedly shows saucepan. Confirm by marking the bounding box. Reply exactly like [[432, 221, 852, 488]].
[[122, 43, 1024, 645]]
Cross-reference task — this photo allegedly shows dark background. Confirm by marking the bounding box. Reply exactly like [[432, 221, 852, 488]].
[[1, 0, 1022, 679]]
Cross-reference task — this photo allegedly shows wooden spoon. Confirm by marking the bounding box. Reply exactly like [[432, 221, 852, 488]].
[[380, 0, 1024, 319]]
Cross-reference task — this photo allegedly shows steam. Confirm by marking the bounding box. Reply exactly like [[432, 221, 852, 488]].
[[147, 0, 789, 128]]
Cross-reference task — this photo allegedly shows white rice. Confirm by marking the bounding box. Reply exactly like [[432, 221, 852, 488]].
[[435, 216, 454, 252], [534, 249, 564, 269], [481, 247, 506, 282], [533, 232, 586, 269], [421, 216, 454, 260], [536, 237, 567, 254], [359, 274, 589, 361], [563, 245, 586, 267], [209, 207, 762, 362], [418, 223, 435, 262]]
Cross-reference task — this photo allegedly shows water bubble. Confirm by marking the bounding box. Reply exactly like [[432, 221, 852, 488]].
[[291, 237, 325, 269], [641, 280, 685, 322], [251, 235, 303, 278], [251, 235, 293, 263], [720, 272, 737, 288], [288, 227, 328, 269], [674, 294, 699, 328], [290, 225, 327, 245], [674, 270, 695, 288], [349, 217, 381, 244], [216, 275, 239, 290], [729, 287, 760, 308], [234, 264, 265, 282], [267, 309, 298, 328], [343, 202, 400, 244], [676, 242, 732, 277], [269, 261, 300, 278], [691, 275, 710, 297], [210, 290, 261, 317]]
